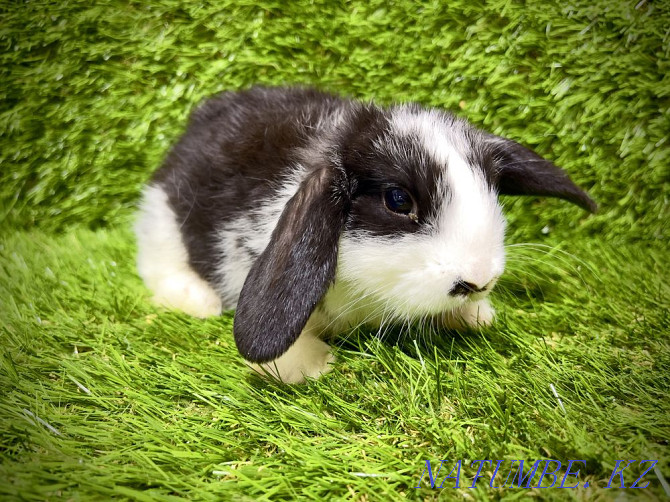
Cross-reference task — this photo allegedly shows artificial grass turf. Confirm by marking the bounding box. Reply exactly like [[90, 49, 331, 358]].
[[0, 0, 668, 499]]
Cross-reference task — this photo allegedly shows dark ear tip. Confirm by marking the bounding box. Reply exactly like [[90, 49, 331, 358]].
[[233, 316, 280, 363], [567, 186, 597, 213], [583, 195, 598, 214]]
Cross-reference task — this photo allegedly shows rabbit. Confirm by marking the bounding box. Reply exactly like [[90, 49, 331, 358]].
[[135, 86, 596, 383]]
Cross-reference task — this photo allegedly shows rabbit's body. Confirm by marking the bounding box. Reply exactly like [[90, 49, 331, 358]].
[[138, 89, 345, 306], [136, 86, 595, 383]]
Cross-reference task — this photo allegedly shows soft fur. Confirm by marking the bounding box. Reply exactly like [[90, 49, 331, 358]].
[[135, 86, 595, 383]]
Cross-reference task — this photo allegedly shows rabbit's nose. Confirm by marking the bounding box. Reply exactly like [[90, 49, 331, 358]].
[[449, 280, 487, 297]]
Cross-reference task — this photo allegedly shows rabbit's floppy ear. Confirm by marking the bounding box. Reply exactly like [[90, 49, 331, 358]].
[[234, 162, 354, 363], [488, 135, 597, 213]]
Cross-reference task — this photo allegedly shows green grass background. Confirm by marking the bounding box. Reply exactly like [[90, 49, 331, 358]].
[[1, 0, 668, 499]]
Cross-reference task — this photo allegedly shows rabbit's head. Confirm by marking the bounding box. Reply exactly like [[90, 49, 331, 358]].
[[234, 102, 596, 363]]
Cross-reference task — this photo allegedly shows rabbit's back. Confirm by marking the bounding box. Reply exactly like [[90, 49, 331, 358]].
[[145, 87, 351, 296]]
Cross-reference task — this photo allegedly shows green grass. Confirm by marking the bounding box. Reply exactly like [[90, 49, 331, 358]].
[[1, 0, 668, 500]]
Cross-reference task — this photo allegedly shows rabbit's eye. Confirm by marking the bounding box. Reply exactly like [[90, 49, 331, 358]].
[[383, 188, 414, 215]]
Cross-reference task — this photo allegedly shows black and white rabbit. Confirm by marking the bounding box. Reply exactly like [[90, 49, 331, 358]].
[[135, 86, 596, 383]]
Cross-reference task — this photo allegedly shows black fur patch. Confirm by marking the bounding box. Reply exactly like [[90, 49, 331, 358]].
[[489, 137, 597, 212], [465, 131, 596, 212]]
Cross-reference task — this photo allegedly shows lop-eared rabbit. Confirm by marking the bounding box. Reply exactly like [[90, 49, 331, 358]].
[[136, 87, 595, 383]]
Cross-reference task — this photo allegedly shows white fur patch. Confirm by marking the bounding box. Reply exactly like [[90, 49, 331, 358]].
[[247, 315, 335, 384], [135, 185, 222, 317], [441, 298, 496, 329]]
